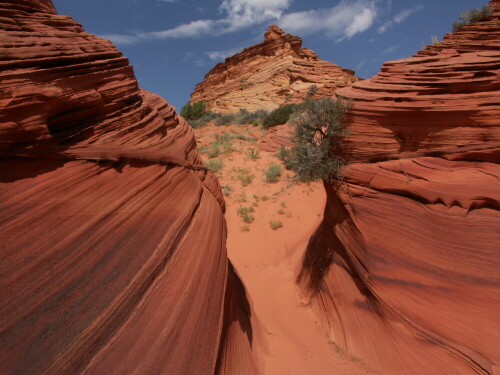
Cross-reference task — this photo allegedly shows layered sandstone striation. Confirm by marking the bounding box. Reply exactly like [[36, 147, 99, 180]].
[[189, 25, 359, 113], [0, 1, 258, 374], [298, 2, 500, 375]]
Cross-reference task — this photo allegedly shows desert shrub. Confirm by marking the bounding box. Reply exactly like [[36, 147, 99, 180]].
[[280, 201, 287, 208], [238, 173, 255, 186], [452, 5, 492, 32], [269, 221, 283, 230], [264, 163, 282, 183], [215, 113, 236, 126], [241, 225, 250, 232], [237, 206, 255, 223], [262, 104, 298, 129], [261, 195, 269, 201], [181, 102, 208, 121], [277, 209, 285, 215], [221, 184, 233, 196], [284, 97, 351, 183], [246, 148, 260, 160], [205, 158, 223, 172], [275, 146, 290, 161]]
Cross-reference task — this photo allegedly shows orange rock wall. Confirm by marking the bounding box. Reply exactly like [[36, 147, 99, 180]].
[[189, 25, 359, 113], [0, 1, 256, 374], [299, 2, 500, 375]]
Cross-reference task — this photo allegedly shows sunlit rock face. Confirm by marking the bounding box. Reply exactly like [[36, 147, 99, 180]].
[[189, 25, 360, 113], [298, 1, 500, 374], [0, 1, 258, 374]]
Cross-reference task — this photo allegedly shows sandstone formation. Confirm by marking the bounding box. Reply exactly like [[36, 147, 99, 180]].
[[258, 124, 294, 152], [189, 25, 359, 113], [298, 2, 500, 375], [0, 1, 258, 374]]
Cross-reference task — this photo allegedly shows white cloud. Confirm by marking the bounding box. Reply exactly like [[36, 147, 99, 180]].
[[100, 34, 140, 45], [142, 20, 215, 39], [104, 0, 291, 45], [377, 4, 423, 34], [206, 46, 245, 61], [279, 0, 377, 41], [220, 0, 291, 31]]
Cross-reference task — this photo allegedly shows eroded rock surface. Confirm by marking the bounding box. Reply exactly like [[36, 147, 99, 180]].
[[189, 25, 359, 113], [298, 2, 500, 375], [0, 1, 256, 374]]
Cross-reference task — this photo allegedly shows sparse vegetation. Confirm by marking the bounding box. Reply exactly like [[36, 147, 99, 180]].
[[452, 5, 492, 32], [277, 209, 285, 215], [280, 201, 287, 208], [221, 184, 233, 196], [237, 206, 255, 223], [261, 195, 269, 201], [205, 158, 223, 172], [275, 146, 290, 161], [241, 225, 250, 232], [264, 163, 282, 183], [262, 104, 298, 129], [238, 173, 255, 186], [246, 148, 260, 160], [284, 96, 351, 183], [269, 221, 283, 230]]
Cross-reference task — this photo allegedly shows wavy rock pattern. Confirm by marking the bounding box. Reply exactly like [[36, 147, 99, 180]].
[[0, 1, 256, 374], [190, 25, 359, 113], [299, 2, 500, 375]]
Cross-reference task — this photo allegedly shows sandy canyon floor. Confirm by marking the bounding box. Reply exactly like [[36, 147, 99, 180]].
[[195, 123, 379, 375]]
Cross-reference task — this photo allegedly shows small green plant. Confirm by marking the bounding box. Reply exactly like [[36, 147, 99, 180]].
[[205, 158, 223, 172], [246, 148, 260, 160], [237, 206, 255, 223], [269, 221, 283, 230], [264, 163, 282, 183], [181, 101, 208, 120], [277, 209, 285, 215], [280, 201, 287, 208], [251, 120, 259, 126], [221, 184, 233, 196], [431, 35, 439, 45], [261, 195, 269, 201], [241, 225, 250, 232], [284, 97, 351, 183], [252, 202, 258, 207], [262, 104, 298, 129]]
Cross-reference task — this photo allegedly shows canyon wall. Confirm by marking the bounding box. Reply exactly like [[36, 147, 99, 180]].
[[189, 25, 359, 113], [0, 1, 257, 374], [299, 2, 500, 375]]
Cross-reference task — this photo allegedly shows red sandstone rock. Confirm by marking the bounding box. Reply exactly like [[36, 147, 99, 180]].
[[298, 2, 500, 375], [189, 25, 360, 113], [258, 123, 294, 152], [0, 1, 257, 374]]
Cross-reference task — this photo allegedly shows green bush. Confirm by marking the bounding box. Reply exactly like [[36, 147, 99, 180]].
[[237, 206, 255, 223], [269, 221, 283, 230], [452, 5, 492, 32], [275, 146, 290, 161], [284, 97, 351, 183], [204, 158, 223, 172], [238, 173, 255, 186], [264, 163, 282, 183], [181, 102, 208, 121], [262, 104, 298, 129], [241, 225, 250, 232]]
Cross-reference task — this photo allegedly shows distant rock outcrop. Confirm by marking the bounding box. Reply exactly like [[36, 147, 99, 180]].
[[298, 1, 500, 375], [189, 25, 359, 113], [0, 1, 257, 374]]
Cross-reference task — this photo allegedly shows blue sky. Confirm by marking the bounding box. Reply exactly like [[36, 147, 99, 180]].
[[52, 0, 488, 110]]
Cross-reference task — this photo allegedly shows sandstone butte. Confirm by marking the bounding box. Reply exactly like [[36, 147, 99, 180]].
[[0, 1, 259, 374], [1, 0, 500, 375], [296, 1, 500, 375], [189, 25, 360, 113]]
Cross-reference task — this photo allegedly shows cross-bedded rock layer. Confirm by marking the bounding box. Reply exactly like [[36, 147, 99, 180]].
[[189, 25, 359, 113], [0, 1, 257, 374], [298, 2, 500, 375]]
